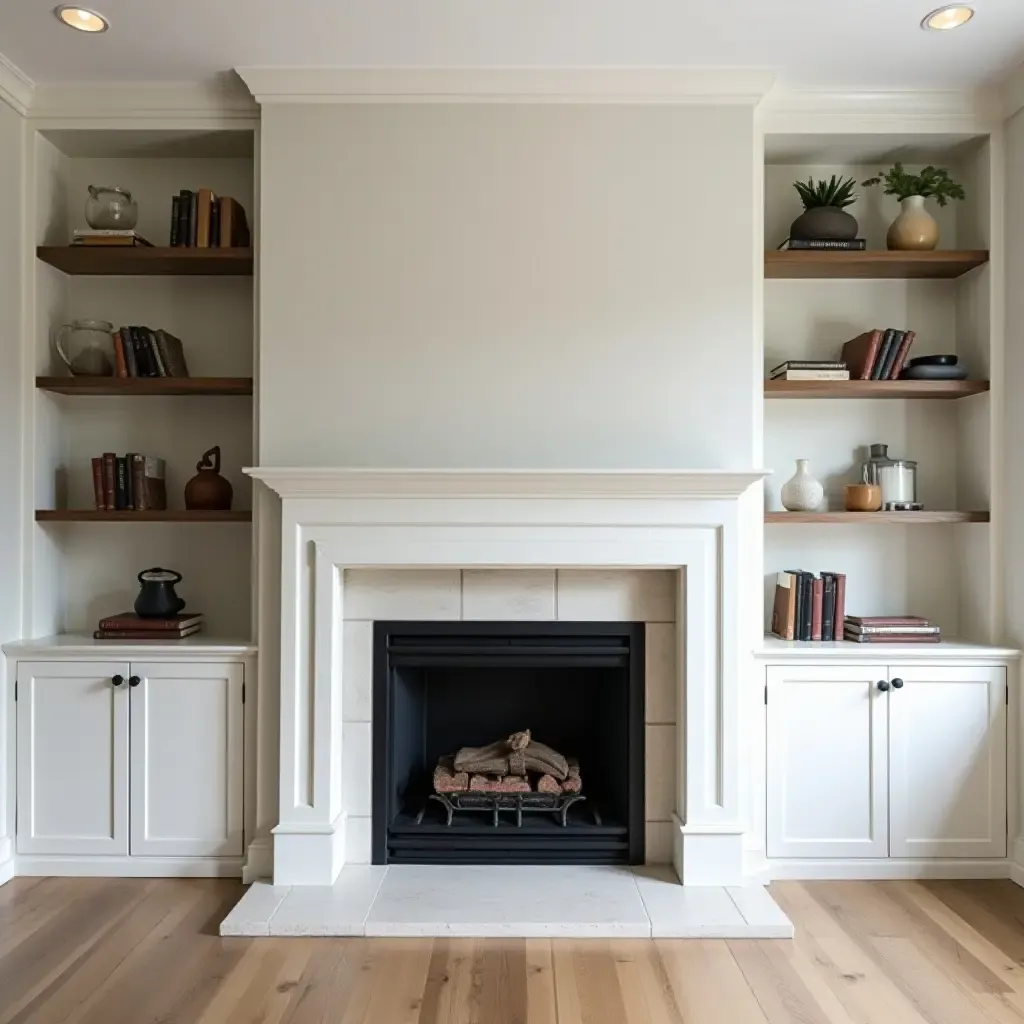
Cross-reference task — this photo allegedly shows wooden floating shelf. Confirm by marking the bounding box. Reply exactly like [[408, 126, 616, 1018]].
[[36, 376, 254, 396], [765, 250, 989, 280], [765, 379, 989, 400], [765, 510, 990, 524], [36, 510, 252, 523], [36, 246, 254, 277]]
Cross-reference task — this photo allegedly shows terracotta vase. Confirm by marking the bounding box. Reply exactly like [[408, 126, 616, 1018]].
[[184, 446, 233, 511], [886, 195, 939, 251]]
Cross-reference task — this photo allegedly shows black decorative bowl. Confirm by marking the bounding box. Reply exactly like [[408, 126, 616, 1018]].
[[906, 354, 958, 368], [900, 364, 969, 380]]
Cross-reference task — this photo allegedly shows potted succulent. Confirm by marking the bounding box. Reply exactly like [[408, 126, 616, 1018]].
[[861, 163, 965, 251], [790, 175, 859, 241]]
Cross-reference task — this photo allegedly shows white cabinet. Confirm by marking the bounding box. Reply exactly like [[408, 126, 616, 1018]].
[[16, 659, 244, 863], [889, 666, 1006, 858], [16, 662, 129, 856], [767, 661, 1007, 862], [130, 663, 244, 857], [766, 664, 888, 858]]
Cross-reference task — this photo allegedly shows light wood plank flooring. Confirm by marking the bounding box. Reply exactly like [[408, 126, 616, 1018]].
[[3, 876, 1024, 1022]]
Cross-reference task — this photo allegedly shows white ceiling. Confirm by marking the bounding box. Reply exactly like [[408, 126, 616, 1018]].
[[2, 0, 1023, 90]]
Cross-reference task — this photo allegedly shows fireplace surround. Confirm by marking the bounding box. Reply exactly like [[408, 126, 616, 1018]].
[[245, 468, 767, 888], [373, 620, 646, 864]]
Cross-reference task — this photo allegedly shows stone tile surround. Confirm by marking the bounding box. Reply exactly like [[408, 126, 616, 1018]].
[[341, 568, 679, 865]]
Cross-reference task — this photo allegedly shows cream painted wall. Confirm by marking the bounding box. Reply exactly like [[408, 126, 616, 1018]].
[[258, 103, 758, 468]]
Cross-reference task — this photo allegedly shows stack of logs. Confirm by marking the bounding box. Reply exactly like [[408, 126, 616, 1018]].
[[433, 729, 582, 796]]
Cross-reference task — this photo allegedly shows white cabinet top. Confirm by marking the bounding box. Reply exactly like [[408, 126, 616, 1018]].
[[757, 635, 1019, 662], [3, 634, 257, 659]]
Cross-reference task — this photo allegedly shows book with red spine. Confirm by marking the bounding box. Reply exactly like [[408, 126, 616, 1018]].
[[101, 452, 116, 510], [828, 573, 847, 640], [810, 577, 824, 641], [98, 612, 203, 631], [91, 457, 104, 509]]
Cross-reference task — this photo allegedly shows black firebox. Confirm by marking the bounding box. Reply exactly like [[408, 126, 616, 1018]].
[[372, 621, 645, 865]]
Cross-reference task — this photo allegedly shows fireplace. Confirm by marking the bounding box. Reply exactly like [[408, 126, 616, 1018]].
[[372, 621, 646, 865]]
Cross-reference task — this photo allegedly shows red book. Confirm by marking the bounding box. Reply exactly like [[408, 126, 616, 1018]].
[[101, 453, 116, 510], [112, 331, 128, 378], [811, 577, 823, 641], [98, 612, 203, 631], [888, 330, 916, 379], [90, 457, 104, 510], [846, 615, 929, 626], [829, 573, 847, 640], [94, 626, 202, 640], [843, 632, 940, 644]]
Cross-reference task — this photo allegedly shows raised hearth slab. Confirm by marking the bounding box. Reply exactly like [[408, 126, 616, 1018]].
[[220, 865, 793, 938]]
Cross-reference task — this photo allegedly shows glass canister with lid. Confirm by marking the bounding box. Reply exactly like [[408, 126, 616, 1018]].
[[861, 443, 919, 510]]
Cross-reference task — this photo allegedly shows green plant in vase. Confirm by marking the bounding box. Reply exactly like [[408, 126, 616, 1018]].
[[789, 175, 859, 242], [861, 163, 965, 251]]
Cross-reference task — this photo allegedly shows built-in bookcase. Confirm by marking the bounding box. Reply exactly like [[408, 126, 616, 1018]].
[[27, 128, 257, 640], [761, 133, 999, 642]]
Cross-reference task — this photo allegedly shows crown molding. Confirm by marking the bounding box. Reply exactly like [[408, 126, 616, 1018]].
[[760, 84, 1002, 133], [27, 76, 258, 124], [0, 53, 34, 116], [235, 67, 776, 105], [244, 467, 770, 501]]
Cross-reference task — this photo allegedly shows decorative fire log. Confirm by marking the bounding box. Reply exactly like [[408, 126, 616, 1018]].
[[433, 756, 469, 794], [536, 774, 561, 795], [454, 729, 570, 780], [468, 773, 531, 794]]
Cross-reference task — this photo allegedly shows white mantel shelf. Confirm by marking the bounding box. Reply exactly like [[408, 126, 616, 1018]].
[[244, 467, 770, 500], [757, 636, 1020, 661], [3, 634, 257, 657]]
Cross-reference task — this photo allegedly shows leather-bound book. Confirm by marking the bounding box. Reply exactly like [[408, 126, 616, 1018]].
[[826, 572, 847, 640], [91, 457, 104, 510], [195, 188, 215, 248], [841, 329, 884, 380], [155, 330, 189, 377], [821, 573, 836, 641], [131, 454, 147, 511], [101, 453, 116, 510], [888, 330, 916, 379], [871, 329, 896, 381], [810, 577, 824, 641], [218, 196, 250, 248], [771, 571, 797, 640]]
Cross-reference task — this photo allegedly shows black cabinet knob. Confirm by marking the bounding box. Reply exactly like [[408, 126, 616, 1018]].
[[111, 674, 124, 687], [877, 680, 890, 691], [891, 677, 904, 689], [129, 675, 141, 688]]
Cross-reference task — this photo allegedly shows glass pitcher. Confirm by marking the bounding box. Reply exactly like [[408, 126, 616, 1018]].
[[54, 319, 116, 376]]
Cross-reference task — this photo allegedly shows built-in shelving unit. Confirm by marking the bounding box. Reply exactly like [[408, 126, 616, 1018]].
[[35, 510, 252, 523], [36, 376, 253, 396], [764, 249, 989, 280], [28, 127, 257, 640], [762, 135, 997, 641], [36, 245, 254, 277], [765, 379, 988, 399], [765, 510, 989, 524]]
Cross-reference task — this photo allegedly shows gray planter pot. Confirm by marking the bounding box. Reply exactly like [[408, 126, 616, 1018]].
[[790, 206, 859, 241]]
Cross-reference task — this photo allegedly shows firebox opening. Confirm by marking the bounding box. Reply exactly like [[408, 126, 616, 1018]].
[[372, 621, 646, 865]]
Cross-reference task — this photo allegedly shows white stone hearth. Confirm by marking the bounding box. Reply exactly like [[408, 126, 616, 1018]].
[[221, 866, 793, 938], [245, 468, 768, 895]]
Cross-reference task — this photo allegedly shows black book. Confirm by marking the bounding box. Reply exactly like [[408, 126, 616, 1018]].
[[120, 325, 138, 376], [115, 456, 128, 510], [209, 199, 221, 248], [798, 573, 815, 641], [782, 238, 867, 251], [870, 329, 896, 381], [821, 573, 836, 642], [189, 192, 198, 247], [132, 327, 154, 377], [124, 451, 135, 510], [785, 570, 805, 641], [177, 190, 192, 247], [170, 196, 182, 247], [879, 330, 905, 380]]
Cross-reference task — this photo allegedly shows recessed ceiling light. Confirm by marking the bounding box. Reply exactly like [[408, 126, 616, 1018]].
[[54, 5, 109, 32], [921, 5, 974, 30]]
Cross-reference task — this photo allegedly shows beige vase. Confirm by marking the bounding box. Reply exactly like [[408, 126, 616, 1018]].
[[886, 195, 939, 251]]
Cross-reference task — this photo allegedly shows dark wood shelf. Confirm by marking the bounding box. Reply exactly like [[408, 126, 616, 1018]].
[[765, 250, 989, 280], [36, 246, 254, 276], [765, 379, 989, 400], [765, 510, 989, 524], [36, 376, 253, 396], [36, 510, 252, 523]]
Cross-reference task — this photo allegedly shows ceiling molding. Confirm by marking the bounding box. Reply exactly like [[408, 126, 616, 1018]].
[[27, 77, 258, 123], [0, 52, 34, 116], [235, 67, 777, 105], [760, 85, 1002, 134]]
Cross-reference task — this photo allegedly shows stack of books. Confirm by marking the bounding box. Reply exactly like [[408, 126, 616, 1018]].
[[94, 612, 204, 641], [771, 570, 847, 641], [841, 328, 916, 380], [112, 326, 189, 378], [844, 616, 940, 643], [778, 238, 866, 251], [71, 229, 153, 247], [90, 454, 166, 511], [770, 360, 849, 381], [170, 190, 250, 248]]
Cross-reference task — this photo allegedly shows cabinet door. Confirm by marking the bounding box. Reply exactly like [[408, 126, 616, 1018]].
[[767, 664, 888, 858], [889, 665, 1006, 859], [16, 661, 129, 855], [129, 662, 244, 857]]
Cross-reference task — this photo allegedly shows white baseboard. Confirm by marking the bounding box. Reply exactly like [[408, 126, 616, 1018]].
[[765, 858, 1009, 880], [0, 857, 13, 886], [15, 855, 244, 878], [242, 836, 273, 883]]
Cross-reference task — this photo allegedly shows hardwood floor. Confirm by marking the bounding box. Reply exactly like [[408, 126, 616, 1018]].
[[3, 877, 1024, 1022]]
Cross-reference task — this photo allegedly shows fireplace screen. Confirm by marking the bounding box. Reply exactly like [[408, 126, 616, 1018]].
[[372, 621, 645, 864]]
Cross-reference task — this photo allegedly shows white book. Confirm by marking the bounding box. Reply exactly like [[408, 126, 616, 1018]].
[[771, 370, 851, 381]]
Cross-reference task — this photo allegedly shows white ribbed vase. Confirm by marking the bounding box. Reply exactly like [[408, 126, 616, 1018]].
[[781, 459, 824, 512]]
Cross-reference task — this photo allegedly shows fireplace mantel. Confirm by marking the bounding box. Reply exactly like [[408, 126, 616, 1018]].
[[245, 466, 767, 887]]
